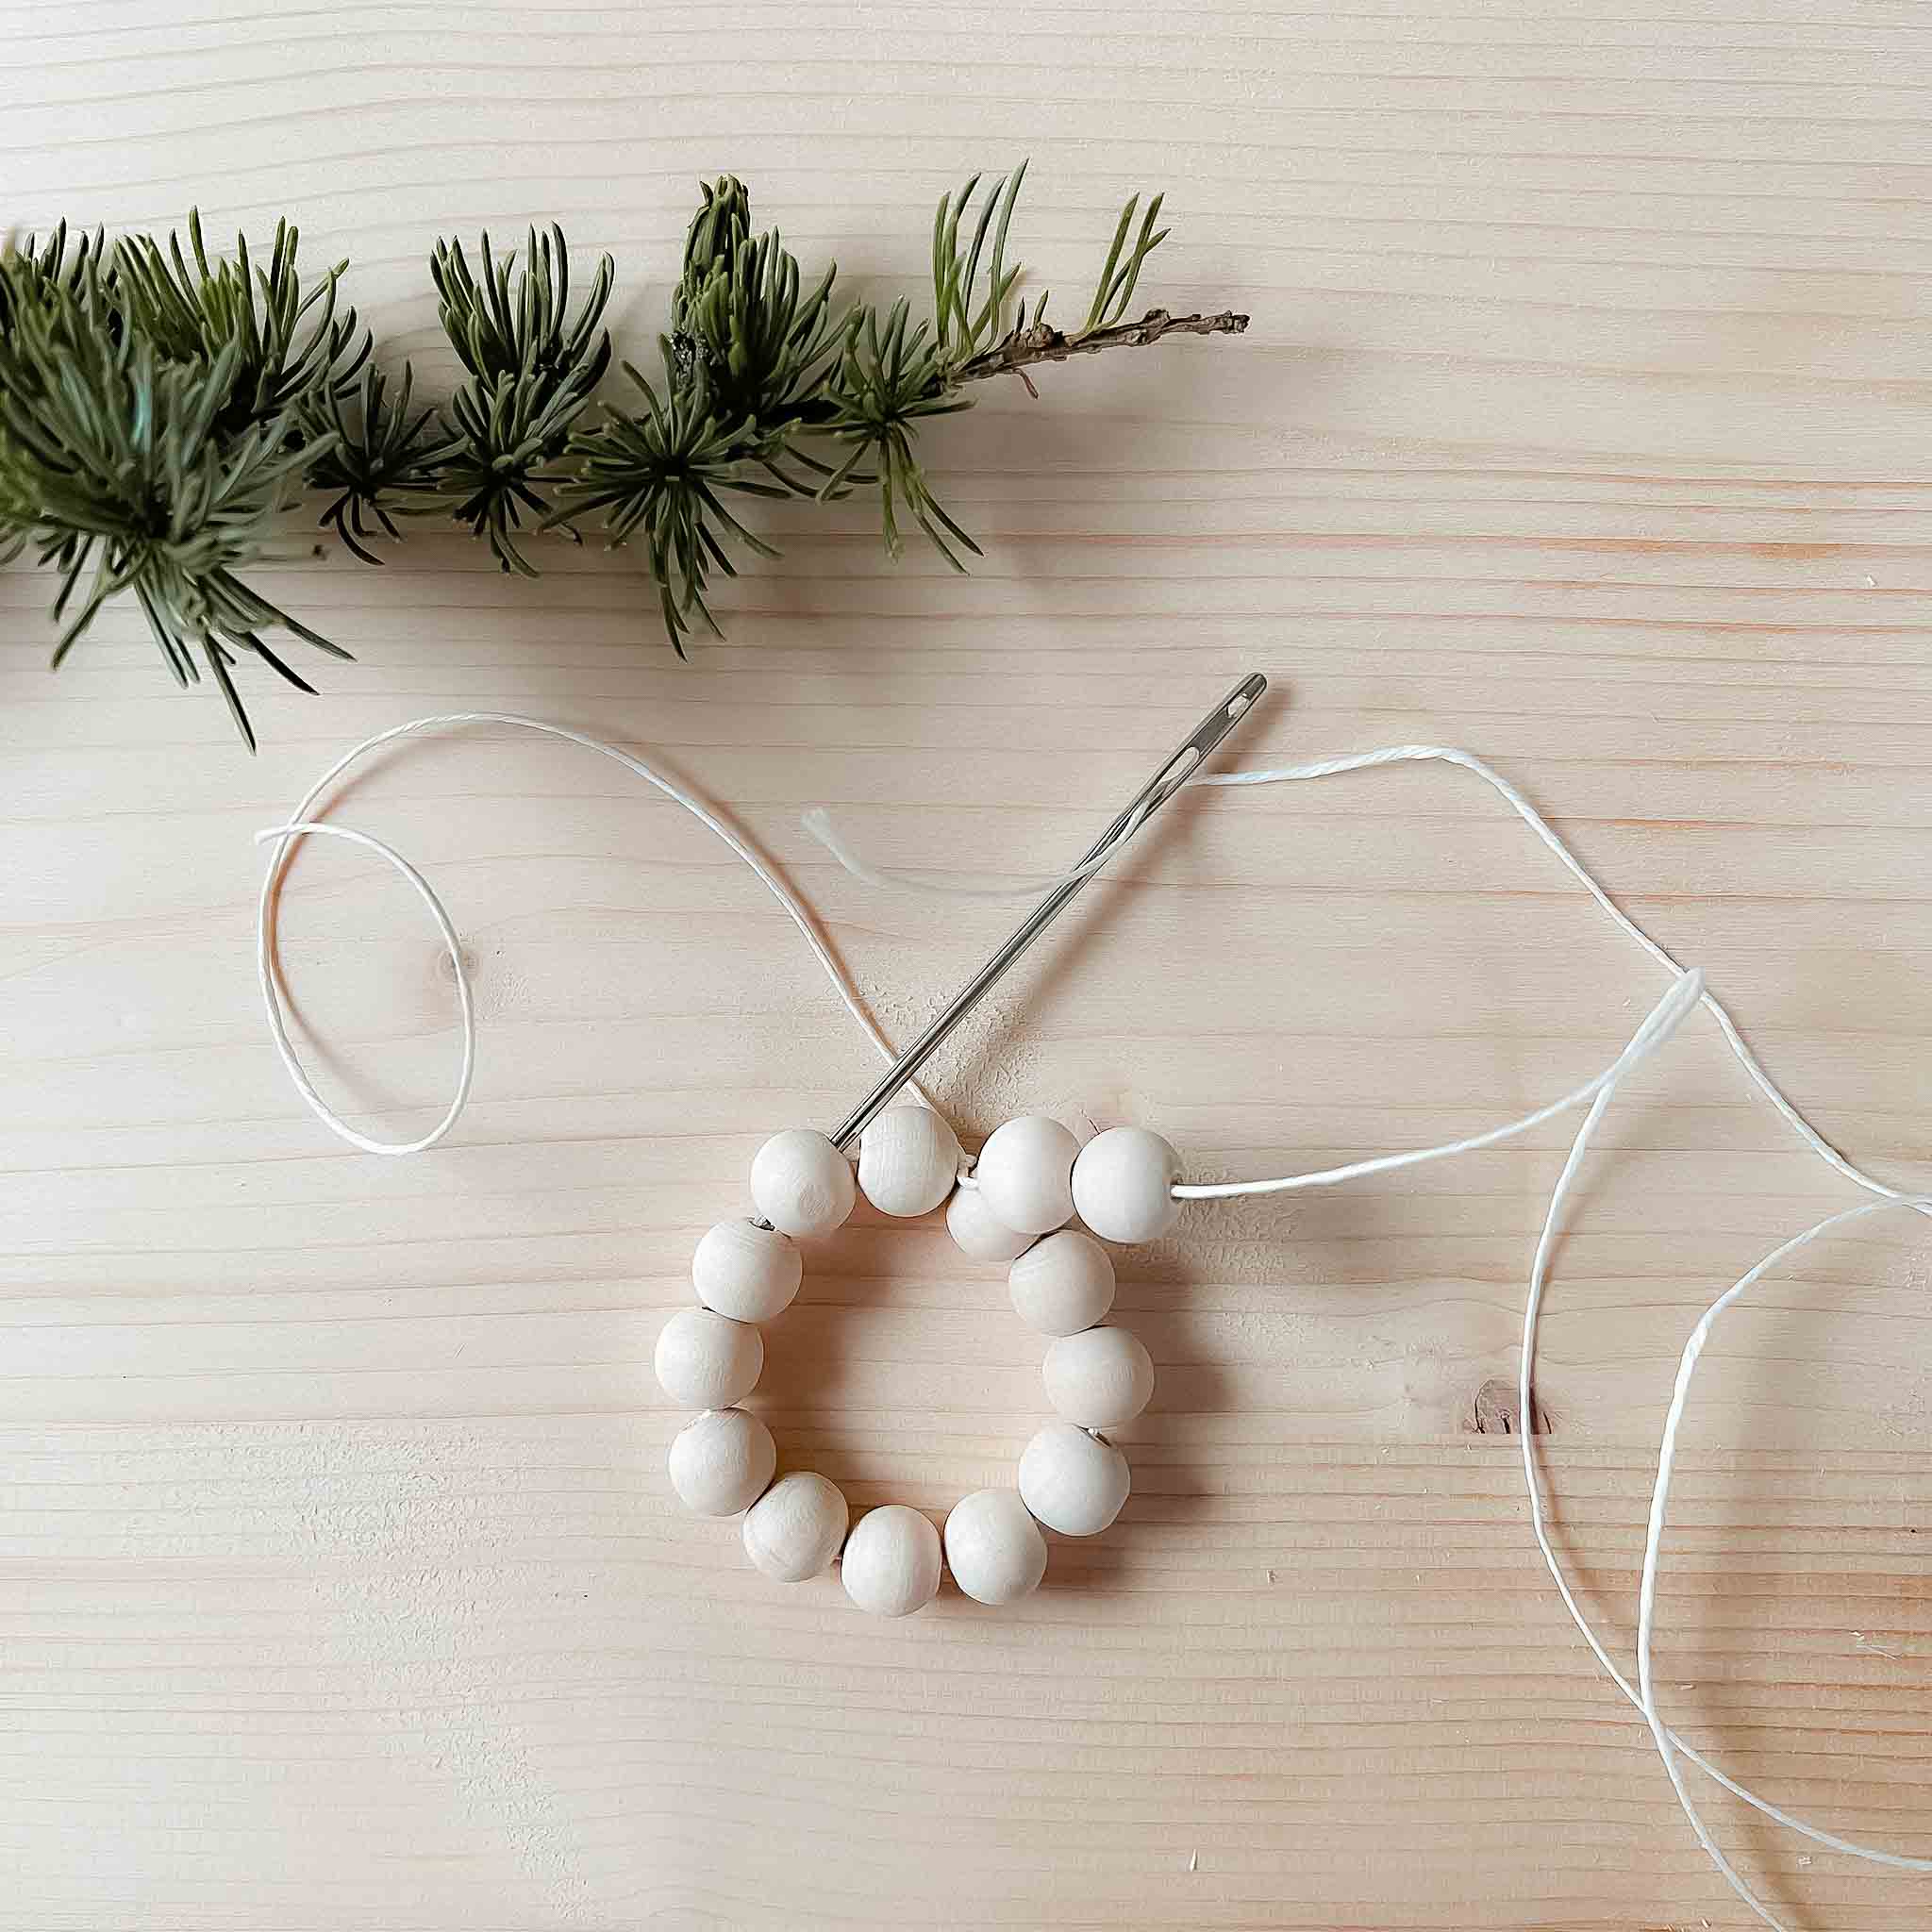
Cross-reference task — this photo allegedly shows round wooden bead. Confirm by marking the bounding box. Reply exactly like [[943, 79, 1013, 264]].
[[692, 1218, 802, 1322], [654, 1307, 763, 1409], [946, 1184, 1037, 1264], [1070, 1125, 1182, 1242], [750, 1127, 857, 1239], [974, 1116, 1080, 1237], [841, 1504, 942, 1618], [667, 1407, 776, 1518], [1041, 1324, 1155, 1429], [741, 1471, 849, 1583], [943, 1489, 1048, 1606], [858, 1106, 961, 1218], [1008, 1228, 1116, 1336], [1018, 1422, 1130, 1536]]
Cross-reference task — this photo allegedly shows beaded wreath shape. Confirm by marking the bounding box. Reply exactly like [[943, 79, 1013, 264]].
[[663, 1111, 1174, 1617]]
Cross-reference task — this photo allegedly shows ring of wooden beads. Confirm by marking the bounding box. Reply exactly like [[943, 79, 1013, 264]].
[[658, 1109, 1179, 1617]]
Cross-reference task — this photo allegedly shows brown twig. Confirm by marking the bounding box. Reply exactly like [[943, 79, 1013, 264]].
[[954, 307, 1249, 386]]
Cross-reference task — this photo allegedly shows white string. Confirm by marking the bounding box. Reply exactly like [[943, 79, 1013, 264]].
[[1634, 1198, 1932, 1918], [255, 820, 477, 1156], [262, 713, 1931, 1922], [808, 741, 1929, 1218], [1205, 748, 1932, 1922], [254, 711, 933, 1155], [1174, 965, 1704, 1199], [806, 734, 1931, 1922], [1520, 1047, 1932, 1928], [800, 794, 1158, 902]]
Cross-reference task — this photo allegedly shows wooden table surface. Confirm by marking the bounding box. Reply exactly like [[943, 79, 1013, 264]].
[[5, 4, 1931, 1927]]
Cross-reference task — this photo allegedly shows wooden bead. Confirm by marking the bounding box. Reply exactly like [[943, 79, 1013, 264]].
[[943, 1489, 1047, 1606], [858, 1106, 961, 1218], [840, 1504, 941, 1618], [1017, 1422, 1130, 1536], [1041, 1324, 1155, 1429], [666, 1407, 776, 1517], [749, 1127, 856, 1239], [691, 1218, 802, 1322], [741, 1471, 849, 1583], [946, 1184, 1037, 1264], [1070, 1125, 1182, 1242], [974, 1115, 1080, 1236], [1008, 1228, 1115, 1336], [654, 1307, 763, 1409]]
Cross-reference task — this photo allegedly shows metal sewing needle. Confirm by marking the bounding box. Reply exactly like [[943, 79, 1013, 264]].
[[825, 672, 1268, 1151]]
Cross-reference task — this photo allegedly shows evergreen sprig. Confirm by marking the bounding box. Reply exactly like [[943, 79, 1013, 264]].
[[816, 298, 977, 567], [112, 210, 367, 434], [1, 172, 1244, 746], [667, 178, 841, 450], [430, 224, 614, 575], [557, 165, 1240, 610], [302, 362, 458, 565], [561, 362, 785, 654], [0, 216, 358, 747]]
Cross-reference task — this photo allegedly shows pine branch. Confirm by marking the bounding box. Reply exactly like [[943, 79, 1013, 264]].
[[4, 171, 1248, 742]]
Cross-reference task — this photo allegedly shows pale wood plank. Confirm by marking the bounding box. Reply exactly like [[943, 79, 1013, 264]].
[[3, 2, 1930, 1925]]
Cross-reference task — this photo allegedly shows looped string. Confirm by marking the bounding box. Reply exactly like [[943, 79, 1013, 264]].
[[260, 712, 1930, 1926], [255, 819, 477, 1156], [1524, 1072, 1932, 1927], [255, 711, 935, 1155], [1630, 1197, 1932, 1918]]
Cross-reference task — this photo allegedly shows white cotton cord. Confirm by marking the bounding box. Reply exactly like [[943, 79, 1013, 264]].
[[814, 732, 1931, 1918], [800, 791, 1159, 902], [1519, 1073, 1932, 1929], [1189, 745, 1932, 1218], [255, 711, 930, 1155], [261, 711, 1931, 1922], [1195, 744, 1932, 1914], [1173, 965, 1705, 1200], [254, 820, 477, 1156], [1635, 1196, 1932, 1925], [810, 739, 1929, 1217]]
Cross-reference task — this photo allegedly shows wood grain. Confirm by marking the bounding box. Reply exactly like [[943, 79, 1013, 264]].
[[3, 3, 1930, 1926]]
